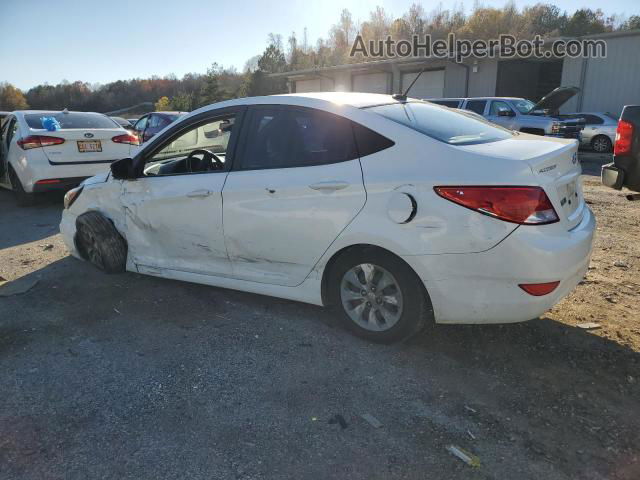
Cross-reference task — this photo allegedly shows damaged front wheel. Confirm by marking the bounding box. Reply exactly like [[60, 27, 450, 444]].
[[75, 211, 127, 273]]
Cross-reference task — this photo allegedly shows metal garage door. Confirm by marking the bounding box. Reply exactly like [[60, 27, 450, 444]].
[[295, 79, 322, 93], [401, 70, 445, 99], [352, 72, 390, 94]]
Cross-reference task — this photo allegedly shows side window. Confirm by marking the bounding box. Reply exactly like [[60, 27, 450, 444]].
[[583, 114, 603, 125], [142, 114, 237, 176], [239, 107, 358, 170], [135, 116, 148, 131], [489, 100, 514, 116], [158, 116, 173, 128], [465, 100, 487, 115], [352, 123, 395, 157], [148, 115, 164, 129]]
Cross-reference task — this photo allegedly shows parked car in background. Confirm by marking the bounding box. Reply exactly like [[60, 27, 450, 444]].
[[562, 112, 617, 153], [429, 87, 585, 139], [60, 93, 594, 344], [110, 116, 135, 131], [602, 105, 640, 193], [0, 111, 10, 124], [132, 111, 186, 143], [0, 110, 138, 205]]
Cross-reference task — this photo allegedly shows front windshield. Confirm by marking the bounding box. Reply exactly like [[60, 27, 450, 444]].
[[366, 101, 513, 146], [513, 99, 536, 114]]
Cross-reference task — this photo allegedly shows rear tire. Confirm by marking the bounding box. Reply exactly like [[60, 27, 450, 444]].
[[8, 167, 36, 207], [75, 211, 127, 273], [328, 248, 433, 344], [591, 135, 612, 153]]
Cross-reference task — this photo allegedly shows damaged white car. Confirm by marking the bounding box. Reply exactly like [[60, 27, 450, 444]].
[[60, 92, 595, 343]]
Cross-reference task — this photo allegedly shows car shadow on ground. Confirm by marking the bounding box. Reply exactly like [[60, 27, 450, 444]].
[[1, 252, 639, 478], [0, 189, 64, 250]]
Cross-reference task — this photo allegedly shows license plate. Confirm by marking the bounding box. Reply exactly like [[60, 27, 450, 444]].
[[77, 140, 102, 153]]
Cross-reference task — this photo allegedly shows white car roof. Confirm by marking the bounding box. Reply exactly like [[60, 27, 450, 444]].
[[188, 92, 406, 116]]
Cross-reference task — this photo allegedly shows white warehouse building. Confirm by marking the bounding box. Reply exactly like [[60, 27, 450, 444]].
[[272, 30, 640, 115]]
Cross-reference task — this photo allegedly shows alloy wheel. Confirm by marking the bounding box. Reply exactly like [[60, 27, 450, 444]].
[[340, 263, 404, 332], [593, 137, 611, 153]]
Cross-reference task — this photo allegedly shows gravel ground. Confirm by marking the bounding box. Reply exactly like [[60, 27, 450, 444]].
[[1, 162, 639, 479]]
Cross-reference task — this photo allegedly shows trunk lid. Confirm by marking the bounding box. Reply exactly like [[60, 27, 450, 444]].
[[37, 128, 131, 164], [457, 135, 585, 230]]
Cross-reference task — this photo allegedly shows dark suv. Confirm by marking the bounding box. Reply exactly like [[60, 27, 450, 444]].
[[132, 111, 187, 143], [602, 105, 640, 195]]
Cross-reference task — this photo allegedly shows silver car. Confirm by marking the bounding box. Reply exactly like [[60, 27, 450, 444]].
[[566, 112, 617, 153]]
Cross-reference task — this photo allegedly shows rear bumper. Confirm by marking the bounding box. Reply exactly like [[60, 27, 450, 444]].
[[547, 131, 581, 140], [601, 163, 624, 189], [403, 206, 595, 324]]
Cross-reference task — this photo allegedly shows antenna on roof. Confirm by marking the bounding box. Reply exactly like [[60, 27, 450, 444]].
[[392, 65, 428, 102]]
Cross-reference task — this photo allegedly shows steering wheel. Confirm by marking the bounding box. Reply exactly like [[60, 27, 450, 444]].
[[186, 149, 224, 173]]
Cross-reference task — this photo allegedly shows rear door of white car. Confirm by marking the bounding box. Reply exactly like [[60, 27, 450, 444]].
[[0, 116, 15, 185], [121, 107, 245, 277], [222, 105, 366, 287]]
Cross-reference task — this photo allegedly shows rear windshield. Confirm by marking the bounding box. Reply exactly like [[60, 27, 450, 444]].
[[366, 101, 513, 145], [25, 112, 118, 130]]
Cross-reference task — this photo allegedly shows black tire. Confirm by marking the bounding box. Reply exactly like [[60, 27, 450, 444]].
[[591, 135, 612, 153], [328, 248, 433, 344], [8, 167, 36, 207], [75, 211, 127, 274]]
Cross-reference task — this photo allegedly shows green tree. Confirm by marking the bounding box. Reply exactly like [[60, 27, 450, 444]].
[[198, 63, 223, 107], [154, 96, 170, 111], [169, 92, 195, 111], [621, 15, 640, 30], [0, 83, 29, 110], [562, 9, 609, 36]]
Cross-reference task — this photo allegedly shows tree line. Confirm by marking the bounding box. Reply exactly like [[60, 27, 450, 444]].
[[1, 3, 638, 113]]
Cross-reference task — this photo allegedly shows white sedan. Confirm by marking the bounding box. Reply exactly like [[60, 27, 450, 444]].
[[0, 110, 138, 205], [60, 93, 595, 343]]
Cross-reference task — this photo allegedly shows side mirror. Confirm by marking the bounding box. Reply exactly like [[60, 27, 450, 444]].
[[498, 109, 515, 117], [111, 157, 136, 180]]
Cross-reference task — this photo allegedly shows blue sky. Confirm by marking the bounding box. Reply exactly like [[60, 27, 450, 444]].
[[1, 0, 638, 90]]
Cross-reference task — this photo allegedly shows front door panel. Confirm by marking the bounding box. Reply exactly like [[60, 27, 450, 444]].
[[122, 173, 231, 276]]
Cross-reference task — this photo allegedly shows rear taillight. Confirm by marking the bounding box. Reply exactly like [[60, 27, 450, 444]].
[[434, 186, 559, 225], [112, 133, 140, 145], [614, 119, 633, 155], [519, 281, 560, 296], [17, 135, 65, 150], [35, 179, 61, 185]]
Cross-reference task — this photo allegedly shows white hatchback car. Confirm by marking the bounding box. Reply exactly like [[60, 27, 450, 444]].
[[60, 93, 595, 343], [0, 110, 137, 205]]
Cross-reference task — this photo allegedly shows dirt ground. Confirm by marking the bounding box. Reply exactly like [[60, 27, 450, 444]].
[[1, 168, 639, 479], [546, 177, 640, 352]]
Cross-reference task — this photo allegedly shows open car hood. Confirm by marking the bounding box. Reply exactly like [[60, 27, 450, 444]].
[[530, 86, 580, 114]]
